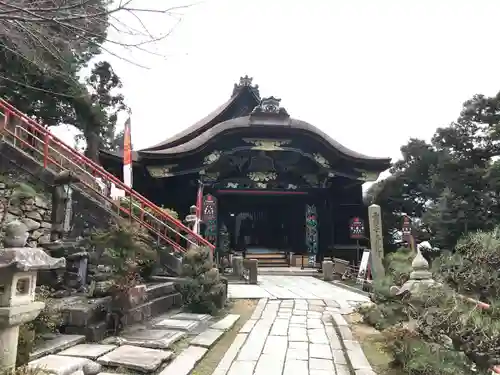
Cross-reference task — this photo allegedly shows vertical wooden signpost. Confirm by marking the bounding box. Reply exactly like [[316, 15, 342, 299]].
[[402, 215, 415, 254]]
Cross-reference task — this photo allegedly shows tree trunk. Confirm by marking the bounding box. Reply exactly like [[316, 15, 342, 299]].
[[84, 131, 100, 163]]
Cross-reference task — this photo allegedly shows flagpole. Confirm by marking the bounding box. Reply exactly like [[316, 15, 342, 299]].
[[122, 113, 133, 222]]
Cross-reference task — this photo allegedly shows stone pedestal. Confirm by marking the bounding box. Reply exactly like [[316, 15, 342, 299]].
[[322, 261, 334, 281], [244, 259, 258, 285], [0, 325, 20, 369], [0, 246, 65, 370], [232, 256, 244, 278]]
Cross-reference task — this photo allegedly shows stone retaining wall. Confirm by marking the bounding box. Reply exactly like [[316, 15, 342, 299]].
[[0, 182, 52, 247]]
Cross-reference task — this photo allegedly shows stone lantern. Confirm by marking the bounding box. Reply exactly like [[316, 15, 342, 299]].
[[0, 220, 66, 371]]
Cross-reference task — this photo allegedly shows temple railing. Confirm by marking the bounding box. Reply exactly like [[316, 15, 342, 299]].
[[0, 98, 215, 255]]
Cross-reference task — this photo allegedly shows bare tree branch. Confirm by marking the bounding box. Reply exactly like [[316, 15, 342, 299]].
[[0, 0, 196, 77]]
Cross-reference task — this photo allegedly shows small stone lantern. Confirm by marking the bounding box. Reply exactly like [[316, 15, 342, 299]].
[[390, 246, 437, 296], [0, 220, 66, 370]]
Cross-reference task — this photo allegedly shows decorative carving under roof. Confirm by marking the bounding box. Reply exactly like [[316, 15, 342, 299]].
[[147, 164, 177, 178], [232, 75, 260, 97], [243, 138, 291, 151], [251, 97, 289, 117], [355, 169, 380, 182]]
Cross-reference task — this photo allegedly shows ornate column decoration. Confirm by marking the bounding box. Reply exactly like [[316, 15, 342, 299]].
[[305, 204, 319, 267], [202, 194, 218, 245]]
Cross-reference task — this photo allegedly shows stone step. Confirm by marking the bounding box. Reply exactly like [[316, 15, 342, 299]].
[[63, 320, 108, 343], [49, 295, 112, 328], [152, 317, 201, 332], [97, 344, 174, 373], [122, 292, 183, 326], [146, 281, 177, 301], [158, 345, 207, 375], [30, 334, 86, 361], [103, 329, 186, 350]]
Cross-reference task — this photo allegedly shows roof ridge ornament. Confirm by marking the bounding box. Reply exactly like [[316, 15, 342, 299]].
[[251, 96, 289, 118], [232, 75, 260, 98]]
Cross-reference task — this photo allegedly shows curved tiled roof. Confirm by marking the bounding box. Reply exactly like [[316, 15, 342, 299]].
[[140, 76, 260, 152], [139, 115, 390, 164]]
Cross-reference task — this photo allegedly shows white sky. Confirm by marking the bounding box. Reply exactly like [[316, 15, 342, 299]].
[[53, 0, 500, 166]]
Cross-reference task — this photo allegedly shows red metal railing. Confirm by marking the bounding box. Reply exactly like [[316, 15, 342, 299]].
[[0, 98, 215, 254]]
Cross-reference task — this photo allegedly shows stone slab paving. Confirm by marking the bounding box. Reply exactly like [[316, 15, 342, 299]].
[[30, 334, 86, 360], [212, 296, 375, 375], [104, 329, 186, 349], [228, 276, 368, 312], [158, 345, 208, 375], [97, 344, 173, 372], [210, 314, 240, 331], [191, 328, 225, 348], [58, 344, 117, 360], [28, 354, 101, 375], [152, 318, 200, 331], [171, 312, 211, 322]]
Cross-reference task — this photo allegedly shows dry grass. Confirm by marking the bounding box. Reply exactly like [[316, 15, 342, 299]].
[[346, 312, 402, 375], [191, 299, 258, 375]]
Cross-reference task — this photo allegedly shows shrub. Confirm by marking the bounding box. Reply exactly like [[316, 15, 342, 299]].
[[92, 220, 158, 282], [357, 248, 414, 329], [433, 229, 500, 301], [178, 246, 226, 315], [384, 325, 485, 375]]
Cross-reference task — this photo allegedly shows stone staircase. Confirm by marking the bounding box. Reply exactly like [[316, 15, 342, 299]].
[[247, 252, 289, 267], [0, 98, 215, 258], [30, 281, 183, 360], [28, 301, 241, 374]]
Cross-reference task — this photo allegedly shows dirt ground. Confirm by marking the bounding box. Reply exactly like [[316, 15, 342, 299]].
[[345, 313, 402, 375], [191, 299, 258, 375]]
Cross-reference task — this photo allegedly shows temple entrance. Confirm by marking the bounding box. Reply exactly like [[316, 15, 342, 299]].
[[217, 192, 306, 253]]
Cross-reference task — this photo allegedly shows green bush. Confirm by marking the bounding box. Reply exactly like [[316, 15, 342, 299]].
[[358, 228, 500, 374], [178, 246, 226, 315], [433, 229, 500, 301], [92, 220, 158, 282], [384, 325, 486, 375]]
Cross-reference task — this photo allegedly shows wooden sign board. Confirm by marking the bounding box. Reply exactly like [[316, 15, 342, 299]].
[[356, 249, 371, 284], [349, 217, 365, 240], [402, 215, 412, 242]]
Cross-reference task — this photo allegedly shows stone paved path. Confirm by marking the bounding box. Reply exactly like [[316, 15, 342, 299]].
[[219, 277, 375, 375], [229, 275, 368, 309]]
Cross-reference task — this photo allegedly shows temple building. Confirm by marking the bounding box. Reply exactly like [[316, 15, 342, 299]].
[[100, 76, 390, 266]]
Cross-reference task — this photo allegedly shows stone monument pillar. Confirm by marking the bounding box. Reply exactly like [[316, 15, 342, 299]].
[[0, 221, 66, 370], [368, 204, 385, 279], [50, 171, 80, 242]]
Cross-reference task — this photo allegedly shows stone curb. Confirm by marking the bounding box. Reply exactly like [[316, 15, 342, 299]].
[[329, 312, 377, 375]]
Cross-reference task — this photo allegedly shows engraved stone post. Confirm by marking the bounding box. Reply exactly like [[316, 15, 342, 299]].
[[368, 204, 385, 279], [322, 260, 334, 282], [50, 171, 79, 242], [0, 225, 65, 371]]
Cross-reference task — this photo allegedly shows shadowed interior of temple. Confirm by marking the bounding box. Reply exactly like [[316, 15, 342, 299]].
[[217, 193, 306, 253]]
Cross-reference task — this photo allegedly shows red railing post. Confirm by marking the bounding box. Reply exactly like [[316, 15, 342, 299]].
[[43, 132, 49, 168], [0, 110, 7, 132], [0, 97, 216, 253]]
